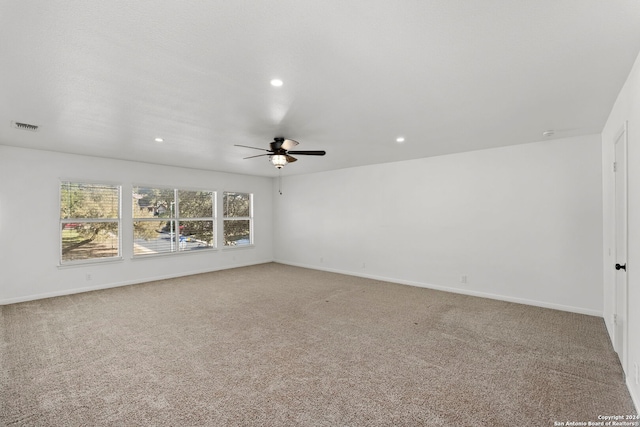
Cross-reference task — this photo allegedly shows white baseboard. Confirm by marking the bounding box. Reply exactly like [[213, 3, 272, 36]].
[[274, 260, 603, 317], [628, 380, 640, 414], [0, 259, 274, 305]]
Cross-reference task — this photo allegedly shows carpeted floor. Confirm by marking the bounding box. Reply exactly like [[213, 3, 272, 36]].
[[1, 263, 636, 426]]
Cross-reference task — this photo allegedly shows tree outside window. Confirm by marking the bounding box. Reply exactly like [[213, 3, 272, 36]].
[[60, 182, 121, 263], [223, 192, 252, 246], [132, 187, 215, 256]]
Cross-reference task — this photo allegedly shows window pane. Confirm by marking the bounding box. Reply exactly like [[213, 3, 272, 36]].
[[179, 220, 214, 250], [224, 220, 251, 246], [178, 190, 213, 218], [132, 187, 175, 218], [223, 192, 250, 217], [133, 220, 177, 255], [61, 222, 119, 261], [61, 183, 119, 219]]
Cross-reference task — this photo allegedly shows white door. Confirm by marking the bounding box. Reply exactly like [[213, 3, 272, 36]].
[[614, 121, 628, 375]]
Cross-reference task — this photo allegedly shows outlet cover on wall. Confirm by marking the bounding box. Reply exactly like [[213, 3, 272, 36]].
[[461, 275, 468, 284]]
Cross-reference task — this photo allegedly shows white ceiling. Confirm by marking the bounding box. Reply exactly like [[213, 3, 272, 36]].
[[1, 1, 639, 177]]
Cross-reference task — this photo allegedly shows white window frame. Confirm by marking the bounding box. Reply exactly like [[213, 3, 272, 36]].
[[132, 186, 216, 257], [59, 180, 122, 265], [222, 191, 254, 247]]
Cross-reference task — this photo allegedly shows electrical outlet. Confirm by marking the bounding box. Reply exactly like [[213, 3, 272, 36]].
[[461, 275, 468, 284], [362, 262, 366, 269], [85, 274, 92, 281], [320, 257, 323, 263]]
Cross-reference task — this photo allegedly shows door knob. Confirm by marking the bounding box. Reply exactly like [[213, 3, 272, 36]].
[[615, 263, 627, 271]]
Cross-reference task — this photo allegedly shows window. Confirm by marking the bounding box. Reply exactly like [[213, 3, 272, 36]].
[[60, 181, 121, 263], [223, 192, 253, 246], [132, 187, 215, 256]]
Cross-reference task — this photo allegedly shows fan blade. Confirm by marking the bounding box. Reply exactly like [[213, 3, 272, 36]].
[[285, 155, 298, 163], [287, 150, 326, 156], [271, 137, 299, 151], [282, 139, 299, 150], [243, 154, 270, 159], [235, 144, 271, 152]]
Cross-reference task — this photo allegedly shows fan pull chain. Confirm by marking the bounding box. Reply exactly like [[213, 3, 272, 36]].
[[278, 170, 283, 195]]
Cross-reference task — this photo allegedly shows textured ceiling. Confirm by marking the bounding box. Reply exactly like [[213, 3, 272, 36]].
[[1, 1, 639, 177]]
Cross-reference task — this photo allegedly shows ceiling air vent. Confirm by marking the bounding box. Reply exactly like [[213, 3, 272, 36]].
[[11, 121, 39, 132]]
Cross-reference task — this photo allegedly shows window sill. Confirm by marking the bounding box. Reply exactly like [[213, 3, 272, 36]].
[[222, 244, 255, 250], [131, 247, 218, 260], [58, 257, 124, 269]]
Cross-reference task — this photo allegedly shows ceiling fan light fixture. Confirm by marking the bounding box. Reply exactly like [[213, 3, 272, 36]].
[[236, 137, 324, 169], [270, 154, 287, 169], [270, 79, 283, 87]]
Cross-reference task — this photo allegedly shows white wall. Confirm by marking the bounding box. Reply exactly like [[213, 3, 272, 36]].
[[0, 146, 274, 304], [602, 50, 640, 409], [274, 135, 604, 316]]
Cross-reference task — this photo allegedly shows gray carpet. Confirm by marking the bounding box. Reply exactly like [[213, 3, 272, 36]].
[[1, 263, 636, 426]]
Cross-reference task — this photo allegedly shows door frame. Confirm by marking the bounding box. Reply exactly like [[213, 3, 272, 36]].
[[613, 120, 629, 375]]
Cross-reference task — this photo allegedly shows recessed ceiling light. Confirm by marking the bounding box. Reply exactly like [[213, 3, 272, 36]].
[[154, 137, 164, 143], [542, 130, 554, 138], [396, 136, 405, 143], [270, 79, 283, 87]]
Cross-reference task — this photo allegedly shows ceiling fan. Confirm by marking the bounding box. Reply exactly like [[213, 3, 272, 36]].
[[235, 137, 326, 169]]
